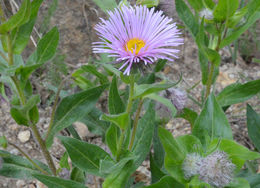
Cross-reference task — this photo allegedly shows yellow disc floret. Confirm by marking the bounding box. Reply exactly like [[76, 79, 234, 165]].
[[125, 38, 145, 55]]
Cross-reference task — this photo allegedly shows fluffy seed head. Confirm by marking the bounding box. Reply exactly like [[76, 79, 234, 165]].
[[167, 88, 187, 111], [182, 153, 202, 179], [199, 9, 213, 20], [199, 151, 236, 187], [93, 5, 183, 75]]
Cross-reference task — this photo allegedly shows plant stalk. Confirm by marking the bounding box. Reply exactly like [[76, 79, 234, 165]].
[[9, 142, 50, 175], [6, 30, 57, 175], [31, 124, 57, 175], [129, 99, 144, 150]]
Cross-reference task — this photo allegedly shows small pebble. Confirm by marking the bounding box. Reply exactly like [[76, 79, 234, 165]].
[[18, 130, 31, 143]]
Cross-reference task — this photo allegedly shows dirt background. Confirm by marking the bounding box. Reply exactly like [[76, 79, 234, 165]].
[[0, 0, 260, 187]]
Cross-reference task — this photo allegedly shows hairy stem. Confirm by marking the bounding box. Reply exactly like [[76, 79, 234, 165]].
[[9, 142, 50, 175], [45, 78, 67, 141], [31, 124, 57, 175], [128, 99, 144, 150]]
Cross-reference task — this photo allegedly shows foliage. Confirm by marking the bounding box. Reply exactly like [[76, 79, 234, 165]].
[[0, 0, 259, 187]]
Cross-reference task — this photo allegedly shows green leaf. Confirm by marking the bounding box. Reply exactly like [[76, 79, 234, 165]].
[[216, 80, 260, 107], [108, 75, 125, 114], [59, 136, 112, 176], [146, 176, 185, 188], [146, 93, 177, 118], [220, 2, 260, 48], [213, 0, 239, 22], [10, 95, 40, 126], [70, 167, 85, 184], [154, 59, 167, 73], [227, 178, 250, 188], [153, 124, 165, 168], [175, 0, 199, 39], [134, 82, 180, 99], [13, 0, 43, 54], [0, 136, 7, 149], [245, 174, 260, 188], [150, 153, 166, 184], [102, 160, 135, 188], [91, 0, 117, 12], [0, 0, 31, 34], [60, 152, 70, 170], [208, 139, 260, 171], [101, 112, 129, 130], [36, 27, 59, 64], [203, 0, 215, 9], [0, 150, 51, 179], [105, 124, 118, 156], [81, 65, 109, 85], [33, 174, 87, 188], [158, 127, 186, 183], [136, 0, 159, 8], [132, 102, 156, 166], [187, 0, 204, 11], [192, 94, 233, 146], [46, 84, 107, 148], [178, 108, 198, 128], [247, 105, 260, 151], [226, 6, 248, 28]]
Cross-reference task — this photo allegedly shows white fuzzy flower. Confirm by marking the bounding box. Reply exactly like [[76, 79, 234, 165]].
[[199, 9, 213, 20], [182, 153, 203, 179]]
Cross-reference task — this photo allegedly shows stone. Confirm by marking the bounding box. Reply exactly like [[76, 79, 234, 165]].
[[18, 130, 31, 143]]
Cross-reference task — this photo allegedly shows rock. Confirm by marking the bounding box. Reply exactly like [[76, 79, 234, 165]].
[[16, 180, 25, 188], [18, 130, 31, 143], [74, 121, 90, 139], [36, 181, 48, 188]]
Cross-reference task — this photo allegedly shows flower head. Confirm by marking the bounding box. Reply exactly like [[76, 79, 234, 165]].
[[93, 5, 183, 75], [199, 151, 236, 187], [182, 153, 202, 179]]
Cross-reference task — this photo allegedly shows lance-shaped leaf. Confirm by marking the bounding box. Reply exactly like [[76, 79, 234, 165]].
[[33, 174, 88, 188], [0, 0, 31, 34], [59, 136, 112, 177], [46, 84, 107, 147], [101, 112, 129, 130], [36, 27, 59, 64], [133, 81, 180, 99], [192, 94, 233, 146], [132, 102, 156, 166], [146, 176, 185, 188], [216, 79, 260, 107], [213, 0, 239, 22], [0, 150, 51, 179], [13, 0, 44, 54], [175, 0, 199, 39], [247, 105, 260, 151]]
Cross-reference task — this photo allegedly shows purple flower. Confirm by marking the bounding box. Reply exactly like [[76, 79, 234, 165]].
[[93, 5, 183, 75]]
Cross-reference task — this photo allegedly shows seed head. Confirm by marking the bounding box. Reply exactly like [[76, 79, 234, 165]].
[[182, 153, 202, 179], [199, 151, 236, 187]]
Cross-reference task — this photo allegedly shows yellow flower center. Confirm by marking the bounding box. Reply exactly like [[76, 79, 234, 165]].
[[125, 38, 145, 55]]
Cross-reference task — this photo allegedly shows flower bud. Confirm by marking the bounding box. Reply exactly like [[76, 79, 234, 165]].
[[182, 153, 202, 179], [199, 151, 236, 187], [166, 88, 187, 111]]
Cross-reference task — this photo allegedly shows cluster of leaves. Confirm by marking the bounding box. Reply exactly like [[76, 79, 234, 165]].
[[0, 0, 260, 188]]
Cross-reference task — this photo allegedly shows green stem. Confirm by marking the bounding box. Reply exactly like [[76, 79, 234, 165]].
[[116, 75, 135, 161], [126, 76, 135, 113], [31, 124, 57, 175], [205, 63, 215, 99], [129, 99, 144, 150], [9, 142, 50, 175], [5, 28, 57, 175], [205, 24, 223, 99], [116, 129, 125, 162], [45, 78, 67, 141]]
